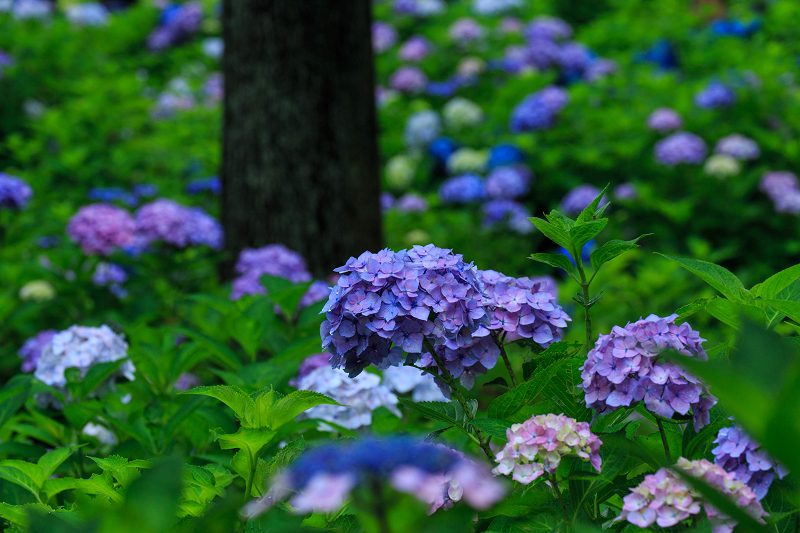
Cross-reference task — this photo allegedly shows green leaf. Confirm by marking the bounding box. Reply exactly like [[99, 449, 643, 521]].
[[79, 359, 127, 400], [89, 455, 153, 488], [398, 399, 474, 427], [0, 461, 44, 498], [575, 185, 609, 225], [543, 358, 593, 422], [705, 298, 741, 330], [41, 477, 83, 500], [544, 210, 575, 230], [183, 385, 253, 421], [657, 254, 748, 302], [675, 297, 712, 324], [756, 263, 800, 299], [37, 447, 76, 479], [590, 235, 650, 271], [759, 299, 800, 326], [529, 218, 572, 250], [0, 384, 31, 432], [214, 427, 276, 457], [488, 360, 566, 420], [468, 418, 512, 441], [159, 396, 204, 447], [528, 253, 574, 274], [260, 275, 313, 315], [569, 218, 607, 252], [174, 327, 243, 371], [264, 390, 341, 430]]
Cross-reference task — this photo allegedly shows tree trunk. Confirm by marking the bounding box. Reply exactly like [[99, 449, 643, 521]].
[[221, 0, 382, 279]]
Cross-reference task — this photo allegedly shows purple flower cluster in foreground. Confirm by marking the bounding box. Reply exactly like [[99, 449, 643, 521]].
[[579, 314, 716, 429], [760, 171, 800, 215], [714, 134, 760, 160], [147, 2, 203, 52], [493, 414, 602, 484], [712, 424, 788, 500], [655, 132, 708, 166], [647, 108, 683, 132], [134, 198, 223, 250], [695, 81, 737, 109], [618, 458, 766, 533], [0, 172, 32, 209], [509, 85, 569, 132], [560, 184, 608, 215], [243, 438, 504, 517], [67, 204, 137, 255], [18, 329, 57, 373]]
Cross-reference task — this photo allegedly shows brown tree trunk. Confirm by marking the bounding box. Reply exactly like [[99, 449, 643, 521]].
[[221, 0, 383, 279]]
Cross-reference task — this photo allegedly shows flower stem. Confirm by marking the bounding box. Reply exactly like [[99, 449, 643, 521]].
[[498, 341, 518, 387], [550, 471, 570, 523], [656, 418, 672, 463], [573, 252, 593, 356]]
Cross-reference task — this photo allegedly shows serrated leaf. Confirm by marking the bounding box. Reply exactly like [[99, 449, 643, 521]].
[[675, 297, 712, 324], [544, 210, 575, 230], [174, 327, 243, 371], [489, 360, 567, 420], [468, 418, 512, 441], [37, 447, 76, 479], [214, 427, 276, 457], [262, 390, 340, 430], [398, 399, 473, 427], [705, 298, 741, 330], [75, 472, 124, 503], [79, 359, 127, 400], [529, 218, 572, 250], [569, 219, 608, 252], [0, 461, 44, 498], [658, 254, 748, 302], [575, 185, 609, 225], [41, 477, 83, 500], [757, 263, 800, 299], [543, 358, 592, 422], [529, 253, 574, 274], [183, 385, 253, 421], [0, 384, 30, 432], [590, 235, 649, 271]]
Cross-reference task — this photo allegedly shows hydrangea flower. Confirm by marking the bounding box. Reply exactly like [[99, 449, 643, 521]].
[[509, 86, 569, 132], [293, 354, 400, 430], [394, 0, 445, 17], [243, 438, 505, 517], [655, 132, 708, 166], [493, 414, 602, 484], [714, 134, 760, 160], [186, 176, 221, 195], [390, 66, 428, 93], [385, 155, 417, 191], [0, 173, 32, 209], [556, 42, 593, 74], [524, 38, 561, 70], [395, 193, 429, 213], [498, 17, 524, 35], [398, 35, 431, 62], [457, 57, 486, 78], [579, 314, 717, 429], [0, 49, 14, 80], [65, 2, 108, 26], [173, 372, 201, 391], [695, 82, 736, 109], [372, 22, 397, 53], [87, 187, 137, 206], [202, 37, 224, 59], [34, 325, 135, 407], [429, 137, 460, 165], [382, 365, 447, 402], [381, 192, 395, 212], [584, 58, 618, 81], [147, 2, 203, 52], [449, 18, 484, 44], [230, 244, 313, 300], [560, 184, 607, 215], [442, 98, 484, 130], [439, 174, 486, 203], [710, 18, 761, 37], [404, 110, 441, 148], [92, 263, 128, 287], [203, 72, 223, 103], [635, 39, 678, 70], [135, 199, 222, 250], [525, 16, 572, 41], [617, 458, 767, 533], [614, 183, 637, 200], [760, 172, 800, 215], [10, 0, 51, 19], [482, 200, 533, 233], [19, 330, 57, 373], [19, 280, 55, 302], [472, 0, 522, 15], [488, 144, 525, 169], [647, 108, 683, 132], [446, 148, 489, 175], [704, 155, 741, 179], [712, 424, 788, 500], [67, 204, 136, 256]]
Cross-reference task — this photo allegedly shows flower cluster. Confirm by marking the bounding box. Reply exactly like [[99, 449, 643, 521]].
[[19, 280, 55, 302], [493, 414, 602, 484], [230, 244, 313, 300], [18, 329, 57, 373], [244, 438, 504, 517], [0, 49, 13, 80], [695, 81, 737, 109], [509, 85, 569, 133], [0, 173, 32, 210], [382, 365, 448, 402], [442, 97, 484, 130], [65, 2, 109, 26], [8, 0, 52, 20], [655, 132, 708, 166], [399, 35, 431, 62], [473, 0, 522, 15], [67, 203, 137, 255], [147, 2, 203, 52], [487, 144, 525, 169], [390, 66, 428, 93], [439, 174, 486, 204], [92, 262, 128, 297], [449, 18, 484, 44], [395, 193, 429, 213], [647, 108, 683, 132], [404, 110, 441, 148], [714, 134, 760, 160], [293, 354, 401, 430], [559, 184, 607, 215], [485, 166, 531, 200], [393, 0, 445, 17], [704, 154, 741, 179], [386, 155, 417, 190], [186, 176, 221, 195], [579, 314, 716, 428], [482, 200, 533, 234], [134, 198, 223, 250], [446, 148, 488, 174], [712, 424, 788, 500], [618, 458, 767, 533], [760, 171, 800, 215], [614, 183, 638, 200], [372, 21, 397, 53]]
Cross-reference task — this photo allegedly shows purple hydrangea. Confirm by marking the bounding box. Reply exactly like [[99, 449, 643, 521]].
[[694, 82, 736, 109], [714, 134, 760, 160], [712, 424, 788, 500], [173, 372, 201, 391], [203, 72, 223, 103], [579, 314, 717, 429], [67, 204, 137, 256], [485, 166, 532, 200], [88, 187, 137, 206], [556, 42, 592, 74], [394, 0, 445, 17], [449, 18, 484, 44], [147, 2, 203, 52], [584, 58, 618, 81], [92, 262, 128, 286], [230, 244, 313, 300], [614, 183, 637, 200], [472, 0, 522, 15], [299, 280, 332, 311], [398, 35, 431, 62], [389, 66, 428, 93], [186, 176, 221, 195], [0, 173, 32, 209], [760, 171, 800, 214], [395, 193, 429, 213], [135, 199, 222, 250], [499, 17, 524, 34], [654, 132, 708, 166], [524, 38, 561, 70], [0, 50, 14, 80], [481, 200, 533, 234], [19, 330, 57, 373], [65, 2, 109, 26], [381, 192, 395, 212], [525, 16, 572, 41], [439, 174, 486, 204], [372, 22, 397, 53], [559, 184, 608, 215], [243, 438, 504, 517], [509, 86, 569, 133], [647, 107, 683, 132]]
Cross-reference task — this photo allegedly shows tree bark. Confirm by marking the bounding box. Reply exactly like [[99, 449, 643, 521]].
[[221, 0, 382, 279]]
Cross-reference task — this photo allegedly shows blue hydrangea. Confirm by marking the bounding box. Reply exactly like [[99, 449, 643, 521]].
[[710, 19, 760, 37], [509, 86, 569, 133], [485, 166, 532, 200], [88, 187, 138, 207], [695, 82, 736, 109], [0, 173, 32, 210], [635, 39, 678, 70], [429, 137, 459, 164], [404, 110, 441, 148], [487, 144, 525, 169], [482, 200, 533, 234], [439, 174, 486, 204], [186, 176, 222, 195]]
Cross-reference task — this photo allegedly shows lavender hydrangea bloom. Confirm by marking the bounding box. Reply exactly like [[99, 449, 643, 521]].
[[488, 144, 525, 169], [173, 372, 201, 391], [230, 244, 313, 300], [498, 17, 524, 34], [525, 16, 572, 41], [695, 82, 736, 109], [186, 176, 221, 195], [372, 22, 397, 53], [88, 187, 137, 206], [449, 18, 484, 44], [0, 50, 13, 80], [135, 199, 222, 250], [132, 184, 158, 198], [19, 330, 57, 373], [394, 0, 445, 17], [556, 42, 592, 74], [524, 38, 561, 70], [390, 66, 428, 93], [0, 173, 32, 209], [203, 72, 224, 103], [482, 200, 533, 234], [760, 171, 800, 214], [485, 166, 531, 200], [395, 193, 429, 213], [647, 108, 683, 131], [560, 184, 607, 215], [67, 204, 136, 256], [714, 134, 760, 160], [614, 183, 637, 200], [617, 458, 767, 533], [147, 2, 203, 52], [382, 365, 447, 402], [381, 192, 395, 212], [654, 132, 708, 166], [404, 110, 441, 148], [243, 438, 504, 517], [398, 35, 431, 62], [34, 325, 135, 407], [439, 174, 486, 204], [92, 262, 128, 286], [509, 86, 569, 132], [493, 414, 602, 484], [579, 314, 717, 429], [584, 58, 618, 81], [712, 424, 788, 500], [298, 280, 332, 311], [10, 0, 51, 19]]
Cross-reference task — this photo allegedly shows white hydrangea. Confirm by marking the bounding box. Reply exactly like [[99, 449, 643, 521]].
[[447, 147, 489, 175], [403, 110, 441, 149], [703, 154, 741, 179], [443, 97, 484, 131], [82, 423, 117, 446], [296, 366, 400, 430], [385, 155, 418, 191], [382, 366, 448, 402], [65, 2, 109, 26]]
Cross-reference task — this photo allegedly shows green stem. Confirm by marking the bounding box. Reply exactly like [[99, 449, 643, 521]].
[[371, 476, 392, 533], [573, 249, 593, 355], [550, 471, 570, 524], [498, 341, 518, 387], [656, 419, 672, 463], [244, 450, 256, 505]]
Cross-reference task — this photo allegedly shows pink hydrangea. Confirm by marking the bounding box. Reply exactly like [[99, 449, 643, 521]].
[[492, 413, 602, 484], [67, 203, 136, 255]]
